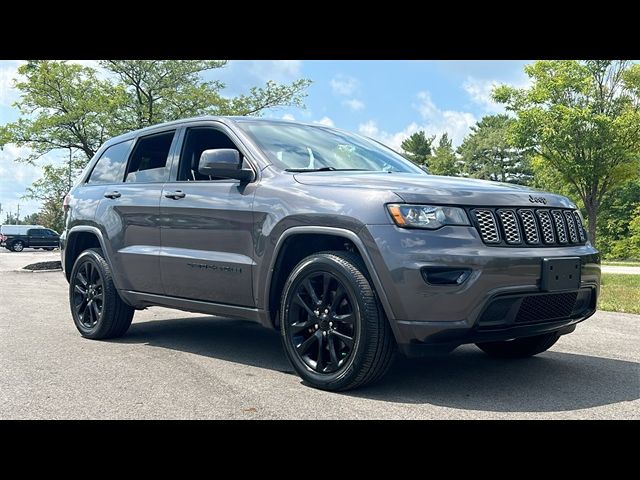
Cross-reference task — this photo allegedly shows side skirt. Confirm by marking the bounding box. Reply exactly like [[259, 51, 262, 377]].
[[120, 290, 271, 326]]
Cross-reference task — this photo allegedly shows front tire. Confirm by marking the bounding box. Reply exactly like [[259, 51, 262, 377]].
[[69, 248, 134, 339], [11, 240, 24, 252], [280, 251, 395, 391], [476, 332, 560, 358]]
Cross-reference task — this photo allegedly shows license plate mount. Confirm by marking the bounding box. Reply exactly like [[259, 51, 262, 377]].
[[541, 257, 581, 292]]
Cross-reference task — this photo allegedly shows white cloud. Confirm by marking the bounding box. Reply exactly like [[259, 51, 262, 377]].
[[0, 145, 46, 217], [0, 60, 24, 107], [463, 75, 531, 113], [359, 91, 477, 150], [462, 77, 503, 112], [342, 98, 365, 111], [247, 60, 302, 83], [330, 75, 359, 96], [281, 113, 296, 121], [314, 116, 335, 127]]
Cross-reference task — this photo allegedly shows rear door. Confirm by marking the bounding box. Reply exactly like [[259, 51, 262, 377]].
[[94, 129, 179, 294], [159, 123, 257, 306]]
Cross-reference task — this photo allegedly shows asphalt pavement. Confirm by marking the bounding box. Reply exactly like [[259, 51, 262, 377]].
[[1, 248, 638, 419]]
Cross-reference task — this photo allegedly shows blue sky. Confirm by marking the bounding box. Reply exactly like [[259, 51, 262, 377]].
[[0, 60, 530, 217]]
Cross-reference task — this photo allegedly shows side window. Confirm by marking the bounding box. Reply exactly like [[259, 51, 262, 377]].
[[177, 127, 243, 181], [45, 230, 57, 236], [87, 140, 133, 185], [125, 131, 175, 184], [29, 229, 44, 235]]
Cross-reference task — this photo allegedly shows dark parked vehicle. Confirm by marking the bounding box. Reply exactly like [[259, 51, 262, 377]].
[[61, 117, 600, 391], [1, 226, 60, 252]]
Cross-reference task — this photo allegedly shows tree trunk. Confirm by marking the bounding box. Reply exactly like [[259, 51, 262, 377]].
[[585, 203, 598, 246]]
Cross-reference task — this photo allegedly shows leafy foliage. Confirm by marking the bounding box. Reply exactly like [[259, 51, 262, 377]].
[[0, 60, 311, 222], [401, 131, 434, 166], [493, 60, 640, 243], [429, 133, 459, 176], [458, 114, 532, 184]]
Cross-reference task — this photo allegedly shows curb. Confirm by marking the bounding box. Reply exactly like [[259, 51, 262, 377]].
[[17, 269, 63, 273]]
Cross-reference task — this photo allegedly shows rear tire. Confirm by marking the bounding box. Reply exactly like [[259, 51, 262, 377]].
[[69, 248, 134, 339], [476, 332, 560, 358], [11, 241, 24, 252], [280, 251, 395, 391]]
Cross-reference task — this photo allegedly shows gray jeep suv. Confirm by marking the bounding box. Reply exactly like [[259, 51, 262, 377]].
[[61, 117, 600, 391]]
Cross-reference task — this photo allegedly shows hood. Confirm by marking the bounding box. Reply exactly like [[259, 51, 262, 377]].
[[293, 172, 576, 208]]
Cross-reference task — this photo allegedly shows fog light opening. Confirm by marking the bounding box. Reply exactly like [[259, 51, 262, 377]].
[[421, 267, 472, 286]]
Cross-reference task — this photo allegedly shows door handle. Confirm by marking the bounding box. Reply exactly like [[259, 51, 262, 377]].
[[164, 190, 186, 200], [104, 191, 121, 199]]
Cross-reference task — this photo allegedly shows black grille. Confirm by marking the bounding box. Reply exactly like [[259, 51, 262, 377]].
[[516, 292, 578, 323], [471, 207, 587, 247]]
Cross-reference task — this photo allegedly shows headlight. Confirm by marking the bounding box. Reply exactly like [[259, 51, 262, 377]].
[[387, 204, 470, 229]]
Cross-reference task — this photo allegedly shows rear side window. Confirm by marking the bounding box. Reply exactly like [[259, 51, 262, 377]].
[[87, 140, 133, 184], [125, 131, 175, 183]]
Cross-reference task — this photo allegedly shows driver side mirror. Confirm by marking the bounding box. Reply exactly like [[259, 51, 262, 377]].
[[198, 149, 255, 182]]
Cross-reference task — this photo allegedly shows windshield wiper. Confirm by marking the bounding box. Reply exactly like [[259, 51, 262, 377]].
[[284, 167, 369, 172]]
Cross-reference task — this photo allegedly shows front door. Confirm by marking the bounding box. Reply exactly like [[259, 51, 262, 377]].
[[159, 125, 257, 306]]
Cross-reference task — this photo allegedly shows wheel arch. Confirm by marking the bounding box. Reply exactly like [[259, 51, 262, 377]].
[[64, 227, 114, 284], [265, 226, 396, 331]]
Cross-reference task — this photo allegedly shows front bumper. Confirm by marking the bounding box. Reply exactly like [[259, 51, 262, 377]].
[[361, 225, 600, 355]]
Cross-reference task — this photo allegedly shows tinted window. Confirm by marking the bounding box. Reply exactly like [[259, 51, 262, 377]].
[[87, 140, 133, 184], [177, 128, 242, 181], [28, 229, 45, 235], [125, 131, 175, 183], [45, 230, 58, 236], [237, 121, 424, 174]]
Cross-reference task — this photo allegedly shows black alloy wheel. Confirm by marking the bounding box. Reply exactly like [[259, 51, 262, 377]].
[[72, 259, 104, 329], [286, 271, 357, 374]]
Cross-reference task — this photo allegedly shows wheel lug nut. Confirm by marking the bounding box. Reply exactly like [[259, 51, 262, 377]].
[[315, 324, 319, 329], [314, 310, 319, 316], [329, 322, 333, 327], [324, 309, 329, 314], [322, 331, 327, 336]]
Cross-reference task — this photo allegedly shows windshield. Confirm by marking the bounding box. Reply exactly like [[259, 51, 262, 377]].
[[237, 121, 425, 174]]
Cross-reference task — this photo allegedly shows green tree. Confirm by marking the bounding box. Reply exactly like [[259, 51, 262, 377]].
[[429, 133, 459, 176], [22, 164, 80, 233], [457, 114, 532, 184], [0, 60, 311, 221], [493, 60, 640, 244], [21, 212, 40, 225], [608, 205, 640, 260], [401, 131, 434, 166], [596, 179, 640, 259]]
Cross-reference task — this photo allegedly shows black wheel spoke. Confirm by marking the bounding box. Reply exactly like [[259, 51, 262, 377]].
[[330, 285, 346, 311], [321, 273, 331, 303], [290, 318, 315, 335], [303, 279, 321, 306], [332, 312, 354, 324], [328, 335, 339, 367], [296, 331, 319, 355], [91, 302, 100, 321], [332, 330, 354, 349], [77, 271, 88, 287], [74, 284, 87, 296], [316, 333, 325, 371], [293, 293, 316, 318]]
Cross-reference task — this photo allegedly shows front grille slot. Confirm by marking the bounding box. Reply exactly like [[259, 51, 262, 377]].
[[471, 206, 587, 247], [497, 210, 521, 244], [473, 209, 500, 243]]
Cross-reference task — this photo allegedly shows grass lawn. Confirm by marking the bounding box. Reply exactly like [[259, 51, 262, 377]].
[[598, 273, 640, 314], [603, 261, 640, 267]]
